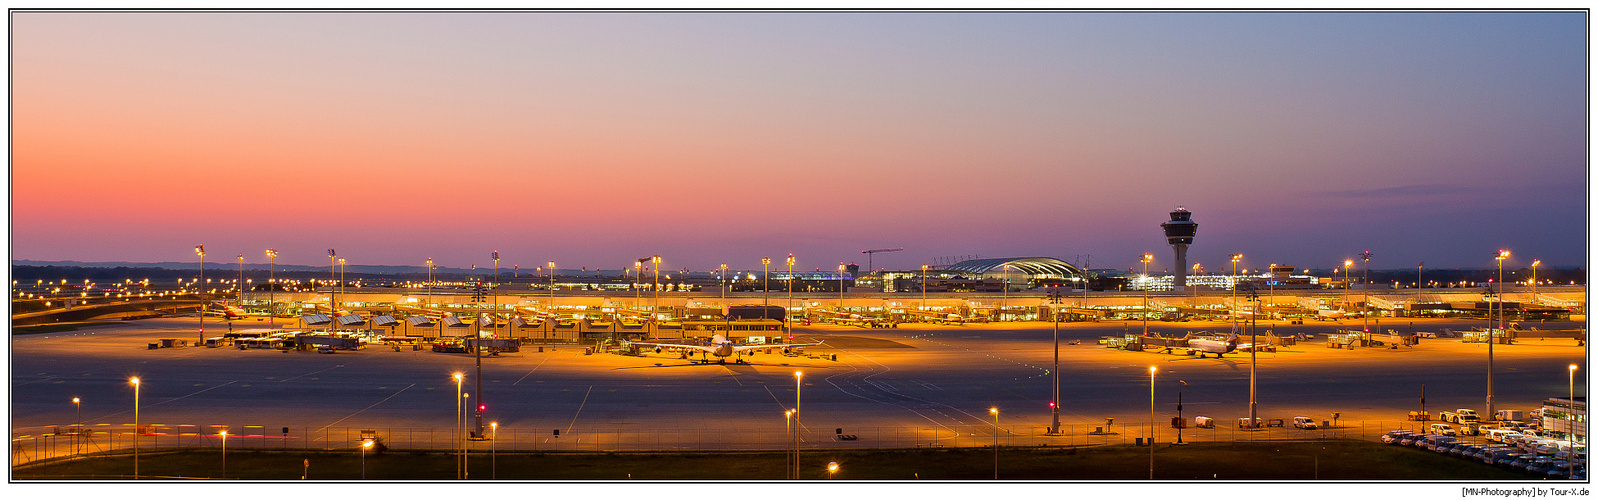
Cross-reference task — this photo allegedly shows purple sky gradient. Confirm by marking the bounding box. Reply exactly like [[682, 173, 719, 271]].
[[11, 11, 1587, 272]]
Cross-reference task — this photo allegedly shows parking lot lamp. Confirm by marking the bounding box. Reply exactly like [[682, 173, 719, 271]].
[[990, 407, 1000, 479], [490, 421, 497, 480], [130, 377, 140, 479], [1488, 249, 1509, 420], [784, 410, 794, 479], [361, 438, 372, 479], [220, 430, 227, 478]]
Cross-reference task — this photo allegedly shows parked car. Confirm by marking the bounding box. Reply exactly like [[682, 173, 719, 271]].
[[1406, 433, 1435, 447], [1382, 430, 1415, 444], [1428, 423, 1458, 437], [1426, 436, 1460, 452], [1485, 428, 1522, 443], [1292, 416, 1319, 429]]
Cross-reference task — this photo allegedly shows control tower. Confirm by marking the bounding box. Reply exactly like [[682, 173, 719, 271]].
[[1160, 207, 1198, 291]]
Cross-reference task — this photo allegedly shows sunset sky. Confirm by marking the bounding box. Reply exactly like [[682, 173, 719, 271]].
[[11, 11, 1587, 273]]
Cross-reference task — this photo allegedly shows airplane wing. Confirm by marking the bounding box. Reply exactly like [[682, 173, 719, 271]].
[[731, 340, 822, 353], [629, 341, 720, 354]]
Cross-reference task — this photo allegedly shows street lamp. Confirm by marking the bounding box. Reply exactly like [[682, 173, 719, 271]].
[[130, 377, 140, 479], [990, 407, 1000, 479], [784, 410, 794, 479], [1141, 253, 1153, 335], [827, 461, 839, 477], [1246, 285, 1260, 429], [220, 430, 228, 478], [652, 255, 662, 317], [634, 260, 643, 310], [720, 263, 728, 302], [1343, 260, 1353, 312], [490, 421, 498, 480], [237, 254, 244, 312], [338, 257, 347, 315], [548, 260, 556, 318], [362, 438, 373, 479], [426, 257, 435, 314], [328, 249, 337, 319], [1149, 366, 1157, 480], [921, 264, 929, 310], [196, 245, 206, 346], [1417, 261, 1424, 295]]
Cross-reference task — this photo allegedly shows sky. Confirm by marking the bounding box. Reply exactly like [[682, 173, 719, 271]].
[[10, 10, 1588, 274]]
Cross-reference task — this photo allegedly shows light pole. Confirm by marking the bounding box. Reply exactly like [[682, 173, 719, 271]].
[[1247, 285, 1260, 429], [1360, 251, 1372, 333], [1046, 286, 1063, 435], [490, 421, 498, 480], [463, 393, 469, 478], [634, 260, 643, 310], [327, 249, 337, 319], [990, 407, 1000, 479], [196, 245, 206, 346], [762, 257, 771, 306], [1141, 253, 1153, 335], [1343, 260, 1353, 312], [72, 397, 82, 455], [426, 257, 435, 315], [1417, 261, 1424, 295], [548, 259, 555, 318], [1149, 365, 1157, 480], [1002, 264, 1010, 320], [130, 377, 140, 479], [794, 371, 803, 480], [784, 410, 793, 479], [220, 430, 227, 478], [1532, 260, 1541, 305], [1488, 249, 1509, 419], [786, 253, 795, 316], [237, 254, 244, 311], [1192, 263, 1201, 302], [720, 263, 728, 303], [921, 264, 929, 310], [652, 255, 661, 317], [1229, 254, 1242, 316], [361, 438, 372, 479], [454, 372, 464, 480], [1569, 364, 1578, 480], [339, 257, 347, 316], [838, 263, 847, 312]]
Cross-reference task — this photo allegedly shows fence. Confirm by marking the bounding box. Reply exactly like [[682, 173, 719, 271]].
[[14, 419, 1458, 468]]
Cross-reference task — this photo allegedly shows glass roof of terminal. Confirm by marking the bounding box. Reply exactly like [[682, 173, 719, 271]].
[[943, 257, 1082, 277]]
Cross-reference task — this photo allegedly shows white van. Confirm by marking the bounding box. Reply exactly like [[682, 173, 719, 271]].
[[1292, 416, 1319, 429], [1485, 428, 1523, 443], [1429, 423, 1458, 437]]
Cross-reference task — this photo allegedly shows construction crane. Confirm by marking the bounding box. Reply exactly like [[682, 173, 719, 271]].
[[861, 248, 904, 274]]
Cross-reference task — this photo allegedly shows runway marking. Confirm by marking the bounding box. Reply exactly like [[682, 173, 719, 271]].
[[566, 385, 593, 434], [317, 383, 415, 431], [512, 356, 552, 385], [278, 364, 348, 382]]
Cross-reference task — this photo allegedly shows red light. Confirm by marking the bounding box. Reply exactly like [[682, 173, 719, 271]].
[[1048, 401, 1056, 408]]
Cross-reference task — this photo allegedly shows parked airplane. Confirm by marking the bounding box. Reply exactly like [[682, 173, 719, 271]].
[[204, 306, 247, 319], [1187, 333, 1239, 357], [630, 334, 822, 364]]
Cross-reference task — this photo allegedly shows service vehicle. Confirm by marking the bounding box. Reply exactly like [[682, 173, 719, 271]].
[[1440, 408, 1481, 425], [1291, 416, 1318, 429], [1428, 423, 1458, 437]]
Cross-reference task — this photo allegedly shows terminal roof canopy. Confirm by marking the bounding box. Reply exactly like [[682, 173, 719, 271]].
[[943, 257, 1082, 278]]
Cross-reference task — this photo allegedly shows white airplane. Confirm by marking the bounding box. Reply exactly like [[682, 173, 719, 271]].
[[630, 334, 822, 364], [1187, 333, 1239, 357]]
